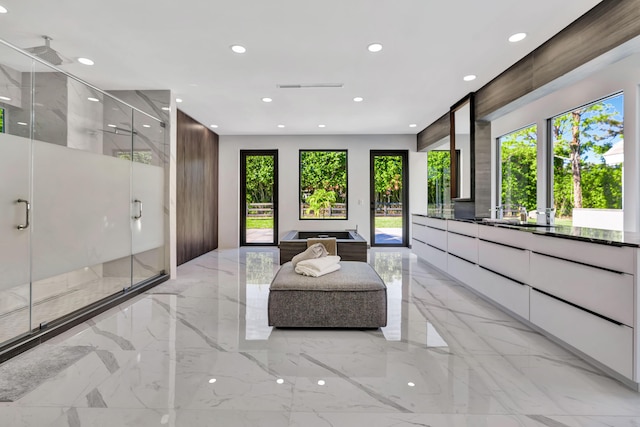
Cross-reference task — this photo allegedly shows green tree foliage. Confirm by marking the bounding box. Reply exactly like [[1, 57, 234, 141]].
[[374, 156, 403, 204], [306, 188, 337, 217], [500, 125, 537, 211], [299, 151, 347, 218], [245, 155, 274, 204], [552, 96, 623, 217], [427, 151, 450, 206]]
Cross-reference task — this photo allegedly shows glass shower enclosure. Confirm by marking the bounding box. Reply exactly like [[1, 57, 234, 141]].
[[0, 39, 168, 348]]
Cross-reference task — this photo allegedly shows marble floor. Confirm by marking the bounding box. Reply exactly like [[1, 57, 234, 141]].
[[1, 247, 640, 427]]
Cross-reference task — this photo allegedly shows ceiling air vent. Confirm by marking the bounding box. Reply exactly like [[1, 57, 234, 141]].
[[277, 83, 344, 89]]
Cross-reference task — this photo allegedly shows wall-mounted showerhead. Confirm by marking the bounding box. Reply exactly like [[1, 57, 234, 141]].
[[25, 36, 65, 66]]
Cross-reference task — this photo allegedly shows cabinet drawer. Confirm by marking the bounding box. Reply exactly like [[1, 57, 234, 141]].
[[530, 289, 633, 379], [412, 223, 428, 242], [447, 253, 477, 284], [474, 264, 530, 319], [447, 220, 478, 237], [412, 215, 428, 226], [423, 242, 447, 271], [529, 233, 634, 274], [478, 225, 530, 248], [424, 217, 447, 230], [447, 232, 477, 263], [478, 239, 529, 284], [530, 252, 634, 326], [412, 238, 428, 261], [425, 226, 447, 251]]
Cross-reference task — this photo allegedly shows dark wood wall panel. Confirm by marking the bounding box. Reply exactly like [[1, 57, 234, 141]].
[[417, 113, 449, 151], [177, 110, 219, 265]]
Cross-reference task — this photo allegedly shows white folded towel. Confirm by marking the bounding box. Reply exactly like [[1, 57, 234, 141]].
[[291, 242, 328, 267], [294, 255, 341, 277], [295, 262, 341, 277]]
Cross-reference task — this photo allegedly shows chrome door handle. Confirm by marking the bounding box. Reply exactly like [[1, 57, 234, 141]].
[[16, 199, 30, 230], [133, 199, 143, 220]]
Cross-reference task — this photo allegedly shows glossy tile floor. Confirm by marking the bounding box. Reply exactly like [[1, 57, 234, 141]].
[[1, 247, 640, 426]]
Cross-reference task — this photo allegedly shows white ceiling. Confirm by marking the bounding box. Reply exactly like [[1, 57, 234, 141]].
[[0, 0, 603, 135]]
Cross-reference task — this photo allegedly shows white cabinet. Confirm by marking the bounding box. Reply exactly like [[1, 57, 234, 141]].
[[447, 253, 477, 284], [425, 226, 447, 251], [447, 232, 477, 263], [476, 265, 530, 319], [424, 217, 447, 230], [412, 222, 428, 243], [530, 252, 634, 327], [530, 234, 635, 274], [530, 289, 633, 379], [410, 215, 638, 385], [478, 239, 529, 284], [447, 220, 478, 237]]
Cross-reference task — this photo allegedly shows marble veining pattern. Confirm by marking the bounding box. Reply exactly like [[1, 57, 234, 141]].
[[0, 247, 639, 426]]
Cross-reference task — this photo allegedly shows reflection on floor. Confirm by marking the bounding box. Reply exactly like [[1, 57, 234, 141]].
[[1, 247, 639, 426]]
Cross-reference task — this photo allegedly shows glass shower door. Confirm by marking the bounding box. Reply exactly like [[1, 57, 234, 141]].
[[30, 63, 133, 329], [130, 109, 166, 285], [0, 45, 34, 344]]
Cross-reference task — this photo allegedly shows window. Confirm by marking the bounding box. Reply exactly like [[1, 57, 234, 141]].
[[299, 150, 347, 219], [498, 124, 537, 214], [550, 93, 623, 229]]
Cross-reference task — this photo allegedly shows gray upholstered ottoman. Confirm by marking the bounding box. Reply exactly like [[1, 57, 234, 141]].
[[268, 261, 387, 328]]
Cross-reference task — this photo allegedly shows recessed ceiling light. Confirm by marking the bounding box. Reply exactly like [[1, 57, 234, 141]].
[[408, 382, 416, 387], [143, 124, 151, 128], [318, 124, 326, 128], [367, 43, 383, 53], [353, 97, 363, 102], [0, 95, 11, 101], [262, 97, 272, 103], [161, 107, 170, 111], [78, 57, 94, 66], [231, 45, 246, 54], [87, 97, 99, 102], [210, 124, 218, 128], [508, 32, 527, 43], [17, 122, 28, 126], [463, 74, 477, 82], [0, 5, 8, 14], [208, 378, 217, 384], [276, 379, 284, 384], [107, 124, 117, 128], [176, 98, 183, 103], [409, 124, 417, 128], [317, 380, 326, 386], [277, 124, 285, 128]]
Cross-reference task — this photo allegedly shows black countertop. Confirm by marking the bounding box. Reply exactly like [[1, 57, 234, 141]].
[[412, 213, 640, 247]]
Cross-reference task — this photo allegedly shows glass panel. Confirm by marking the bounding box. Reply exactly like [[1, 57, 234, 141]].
[[498, 125, 537, 220], [427, 150, 452, 215], [244, 153, 276, 244], [551, 93, 623, 229], [30, 61, 133, 328], [373, 154, 404, 244], [131, 109, 166, 284], [299, 150, 347, 219], [0, 44, 34, 344]]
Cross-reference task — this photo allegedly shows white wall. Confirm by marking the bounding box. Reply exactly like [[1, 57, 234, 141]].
[[491, 53, 640, 231], [219, 134, 425, 248]]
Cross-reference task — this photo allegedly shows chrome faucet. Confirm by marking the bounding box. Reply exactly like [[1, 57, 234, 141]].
[[535, 208, 555, 226]]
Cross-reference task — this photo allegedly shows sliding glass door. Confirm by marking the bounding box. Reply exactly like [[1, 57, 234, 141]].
[[240, 150, 278, 246], [0, 39, 167, 348]]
